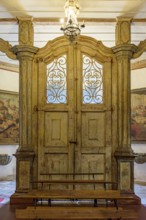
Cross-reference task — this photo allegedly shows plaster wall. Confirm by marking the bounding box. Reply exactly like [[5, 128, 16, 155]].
[[0, 145, 18, 180], [131, 68, 146, 90], [0, 68, 19, 180], [132, 144, 146, 183], [0, 69, 19, 91]]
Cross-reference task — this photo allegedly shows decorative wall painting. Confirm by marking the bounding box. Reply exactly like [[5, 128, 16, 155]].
[[131, 91, 146, 142], [0, 90, 19, 144]]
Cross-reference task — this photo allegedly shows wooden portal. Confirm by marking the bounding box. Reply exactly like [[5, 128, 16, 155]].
[[9, 16, 140, 197]]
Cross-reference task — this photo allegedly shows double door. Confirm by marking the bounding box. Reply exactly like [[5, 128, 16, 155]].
[[37, 43, 112, 186]]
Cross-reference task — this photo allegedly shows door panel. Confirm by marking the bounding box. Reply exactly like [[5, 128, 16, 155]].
[[42, 153, 69, 189], [37, 42, 112, 187], [82, 112, 105, 147], [81, 154, 105, 174], [43, 154, 68, 173], [44, 112, 67, 147]]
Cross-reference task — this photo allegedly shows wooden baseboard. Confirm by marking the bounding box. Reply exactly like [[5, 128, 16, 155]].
[[118, 194, 141, 205], [10, 193, 33, 205], [135, 181, 146, 186], [10, 192, 141, 206]]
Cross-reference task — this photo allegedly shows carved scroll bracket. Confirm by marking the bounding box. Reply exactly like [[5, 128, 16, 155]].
[[0, 154, 12, 165], [133, 39, 146, 59], [135, 153, 146, 164], [0, 38, 16, 60]]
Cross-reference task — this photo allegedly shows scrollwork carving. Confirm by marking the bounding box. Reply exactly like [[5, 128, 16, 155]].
[[46, 55, 67, 104], [82, 54, 103, 104]]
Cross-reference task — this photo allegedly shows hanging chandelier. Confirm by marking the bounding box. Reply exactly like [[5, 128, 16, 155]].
[[60, 0, 85, 42]]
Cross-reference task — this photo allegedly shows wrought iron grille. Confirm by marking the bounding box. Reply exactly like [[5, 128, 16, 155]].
[[82, 54, 103, 104], [46, 55, 67, 104]]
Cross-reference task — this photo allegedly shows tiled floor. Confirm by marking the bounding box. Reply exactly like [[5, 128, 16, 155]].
[[134, 183, 146, 204], [0, 181, 146, 220], [0, 181, 146, 205], [0, 181, 15, 204]]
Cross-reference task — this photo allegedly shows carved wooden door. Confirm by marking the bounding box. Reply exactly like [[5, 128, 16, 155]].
[[37, 40, 112, 187]]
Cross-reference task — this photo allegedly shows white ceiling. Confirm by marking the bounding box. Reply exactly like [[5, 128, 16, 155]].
[[1, 0, 146, 65]]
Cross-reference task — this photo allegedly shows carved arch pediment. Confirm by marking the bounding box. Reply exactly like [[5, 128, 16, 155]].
[[35, 35, 114, 64], [0, 38, 16, 60], [77, 35, 114, 61]]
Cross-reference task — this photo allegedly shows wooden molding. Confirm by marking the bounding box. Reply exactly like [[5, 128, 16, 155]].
[[0, 61, 19, 73], [131, 59, 146, 70], [134, 181, 146, 186], [1, 17, 146, 24], [131, 88, 146, 94]]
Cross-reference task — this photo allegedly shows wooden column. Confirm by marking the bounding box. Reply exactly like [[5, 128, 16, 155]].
[[12, 17, 38, 192], [113, 17, 137, 193]]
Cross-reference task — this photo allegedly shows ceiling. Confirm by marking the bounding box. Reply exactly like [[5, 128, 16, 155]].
[[1, 0, 146, 65]]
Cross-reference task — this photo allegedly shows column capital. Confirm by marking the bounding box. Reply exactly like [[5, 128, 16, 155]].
[[17, 16, 33, 22], [113, 44, 137, 59], [12, 45, 38, 60], [116, 17, 133, 23], [14, 149, 35, 160], [114, 147, 134, 157]]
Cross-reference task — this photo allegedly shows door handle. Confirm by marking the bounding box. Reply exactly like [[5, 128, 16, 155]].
[[69, 140, 77, 144]]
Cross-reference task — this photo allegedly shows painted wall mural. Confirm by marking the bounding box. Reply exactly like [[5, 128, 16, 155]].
[[0, 90, 19, 144], [131, 92, 146, 142]]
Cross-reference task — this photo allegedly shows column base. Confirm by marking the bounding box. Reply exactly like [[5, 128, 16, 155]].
[[115, 151, 135, 193], [14, 149, 35, 193]]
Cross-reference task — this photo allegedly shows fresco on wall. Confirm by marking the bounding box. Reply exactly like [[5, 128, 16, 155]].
[[131, 92, 146, 142], [0, 90, 19, 144]]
